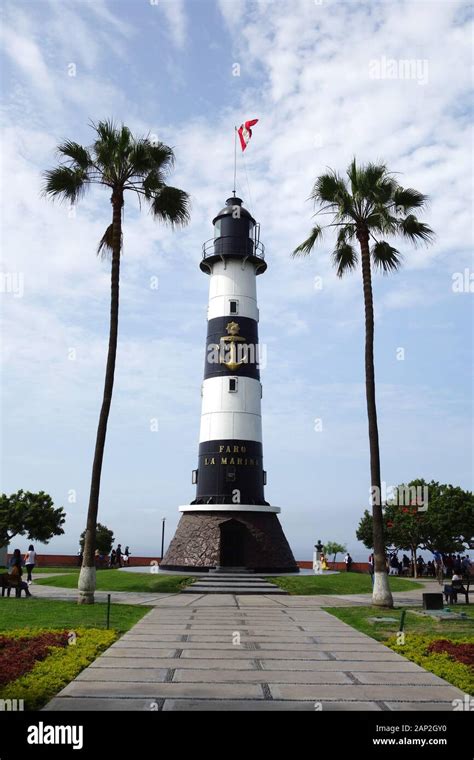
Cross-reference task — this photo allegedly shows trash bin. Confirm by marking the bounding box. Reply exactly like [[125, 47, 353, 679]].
[[422, 593, 443, 610]]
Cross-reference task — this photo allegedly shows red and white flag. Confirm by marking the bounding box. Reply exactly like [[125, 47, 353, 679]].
[[238, 119, 259, 151]]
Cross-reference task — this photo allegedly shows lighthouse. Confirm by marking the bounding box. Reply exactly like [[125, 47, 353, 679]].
[[161, 196, 298, 572]]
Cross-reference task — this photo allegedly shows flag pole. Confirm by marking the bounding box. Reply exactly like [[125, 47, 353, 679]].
[[233, 126, 237, 196]]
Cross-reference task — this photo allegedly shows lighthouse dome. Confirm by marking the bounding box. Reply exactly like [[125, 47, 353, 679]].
[[212, 196, 255, 225], [201, 196, 266, 274]]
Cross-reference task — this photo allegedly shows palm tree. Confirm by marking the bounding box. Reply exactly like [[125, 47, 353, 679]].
[[43, 120, 190, 603], [293, 159, 434, 607]]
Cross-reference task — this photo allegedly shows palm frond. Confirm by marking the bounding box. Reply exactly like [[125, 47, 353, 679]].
[[146, 142, 175, 173], [332, 240, 358, 277], [142, 170, 165, 199], [371, 240, 402, 273], [149, 186, 190, 227], [311, 172, 348, 206], [97, 223, 124, 259], [367, 208, 398, 236], [125, 140, 150, 176], [56, 140, 92, 171], [393, 187, 428, 213], [91, 119, 118, 145], [292, 225, 323, 257], [399, 215, 435, 245], [42, 166, 89, 203]]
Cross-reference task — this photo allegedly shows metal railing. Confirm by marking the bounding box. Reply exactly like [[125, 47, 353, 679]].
[[202, 237, 265, 260]]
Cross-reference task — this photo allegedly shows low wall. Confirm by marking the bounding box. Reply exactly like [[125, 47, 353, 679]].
[[4, 553, 370, 572]]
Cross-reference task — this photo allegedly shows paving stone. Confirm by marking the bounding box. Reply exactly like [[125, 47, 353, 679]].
[[268, 684, 464, 701], [102, 646, 178, 656], [181, 648, 330, 660], [162, 699, 382, 711], [43, 698, 157, 711], [76, 668, 169, 682], [331, 651, 407, 661], [352, 671, 454, 686], [261, 659, 423, 671], [383, 701, 459, 711], [113, 630, 185, 647], [89, 657, 256, 669], [60, 681, 264, 699], [188, 634, 315, 644], [172, 669, 352, 684]]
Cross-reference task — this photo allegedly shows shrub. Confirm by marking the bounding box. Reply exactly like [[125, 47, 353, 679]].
[[0, 628, 116, 710], [388, 634, 474, 695], [0, 631, 69, 686]]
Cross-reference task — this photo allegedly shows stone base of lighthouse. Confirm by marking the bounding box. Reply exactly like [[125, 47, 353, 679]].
[[161, 511, 298, 573]]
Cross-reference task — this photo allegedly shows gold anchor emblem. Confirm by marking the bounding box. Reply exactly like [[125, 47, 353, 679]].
[[220, 321, 246, 371]]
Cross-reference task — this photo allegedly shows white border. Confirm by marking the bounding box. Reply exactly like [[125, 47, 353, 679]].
[[179, 503, 281, 514]]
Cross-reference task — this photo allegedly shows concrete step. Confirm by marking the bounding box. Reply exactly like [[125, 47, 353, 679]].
[[182, 586, 287, 595], [188, 584, 279, 590], [192, 576, 269, 583], [209, 567, 254, 574]]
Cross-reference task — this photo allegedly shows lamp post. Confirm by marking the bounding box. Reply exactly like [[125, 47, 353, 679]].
[[161, 518, 166, 562]]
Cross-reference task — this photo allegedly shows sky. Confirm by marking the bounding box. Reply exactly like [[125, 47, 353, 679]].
[[1, 0, 473, 562]]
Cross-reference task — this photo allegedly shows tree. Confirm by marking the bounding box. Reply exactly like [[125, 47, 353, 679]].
[[79, 523, 114, 556], [356, 480, 474, 577], [356, 510, 376, 550], [415, 480, 474, 553], [0, 490, 65, 548], [43, 121, 190, 603], [325, 541, 346, 562], [294, 160, 434, 607]]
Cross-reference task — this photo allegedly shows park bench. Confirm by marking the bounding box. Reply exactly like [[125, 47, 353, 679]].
[[0, 574, 23, 598], [444, 577, 470, 605]]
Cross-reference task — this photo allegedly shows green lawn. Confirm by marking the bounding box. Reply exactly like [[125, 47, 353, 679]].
[[266, 572, 423, 595], [35, 570, 193, 593], [325, 604, 474, 641], [32, 567, 82, 574], [0, 566, 80, 574], [0, 598, 149, 633]]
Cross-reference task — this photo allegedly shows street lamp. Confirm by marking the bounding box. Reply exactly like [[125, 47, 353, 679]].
[[161, 518, 166, 562]]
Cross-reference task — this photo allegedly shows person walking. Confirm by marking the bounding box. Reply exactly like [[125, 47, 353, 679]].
[[109, 549, 117, 569], [123, 546, 131, 567], [344, 553, 353, 572], [24, 545, 36, 584], [116, 544, 123, 568]]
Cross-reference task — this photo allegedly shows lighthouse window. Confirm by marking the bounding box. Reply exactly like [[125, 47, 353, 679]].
[[263, 471, 267, 485], [229, 378, 238, 392], [192, 469, 198, 484], [229, 299, 239, 314]]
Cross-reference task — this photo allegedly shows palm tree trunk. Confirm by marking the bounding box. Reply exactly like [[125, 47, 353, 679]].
[[78, 190, 123, 604], [357, 226, 393, 608]]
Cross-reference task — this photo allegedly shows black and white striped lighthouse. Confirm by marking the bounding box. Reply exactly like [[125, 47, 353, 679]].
[[161, 196, 297, 572]]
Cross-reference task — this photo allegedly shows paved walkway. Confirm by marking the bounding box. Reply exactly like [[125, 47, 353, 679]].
[[43, 586, 465, 711], [30, 575, 442, 609]]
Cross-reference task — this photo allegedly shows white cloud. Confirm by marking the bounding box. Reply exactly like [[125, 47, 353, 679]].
[[159, 0, 188, 49]]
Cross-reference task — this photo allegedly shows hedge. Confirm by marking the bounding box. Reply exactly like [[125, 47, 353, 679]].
[[0, 628, 116, 710]]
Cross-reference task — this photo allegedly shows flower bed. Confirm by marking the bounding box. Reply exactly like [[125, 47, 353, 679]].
[[427, 639, 474, 667], [388, 634, 474, 695], [0, 632, 69, 686], [0, 628, 117, 710]]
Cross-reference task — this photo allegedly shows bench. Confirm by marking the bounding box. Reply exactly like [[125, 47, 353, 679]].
[[444, 578, 470, 605], [0, 574, 23, 598]]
